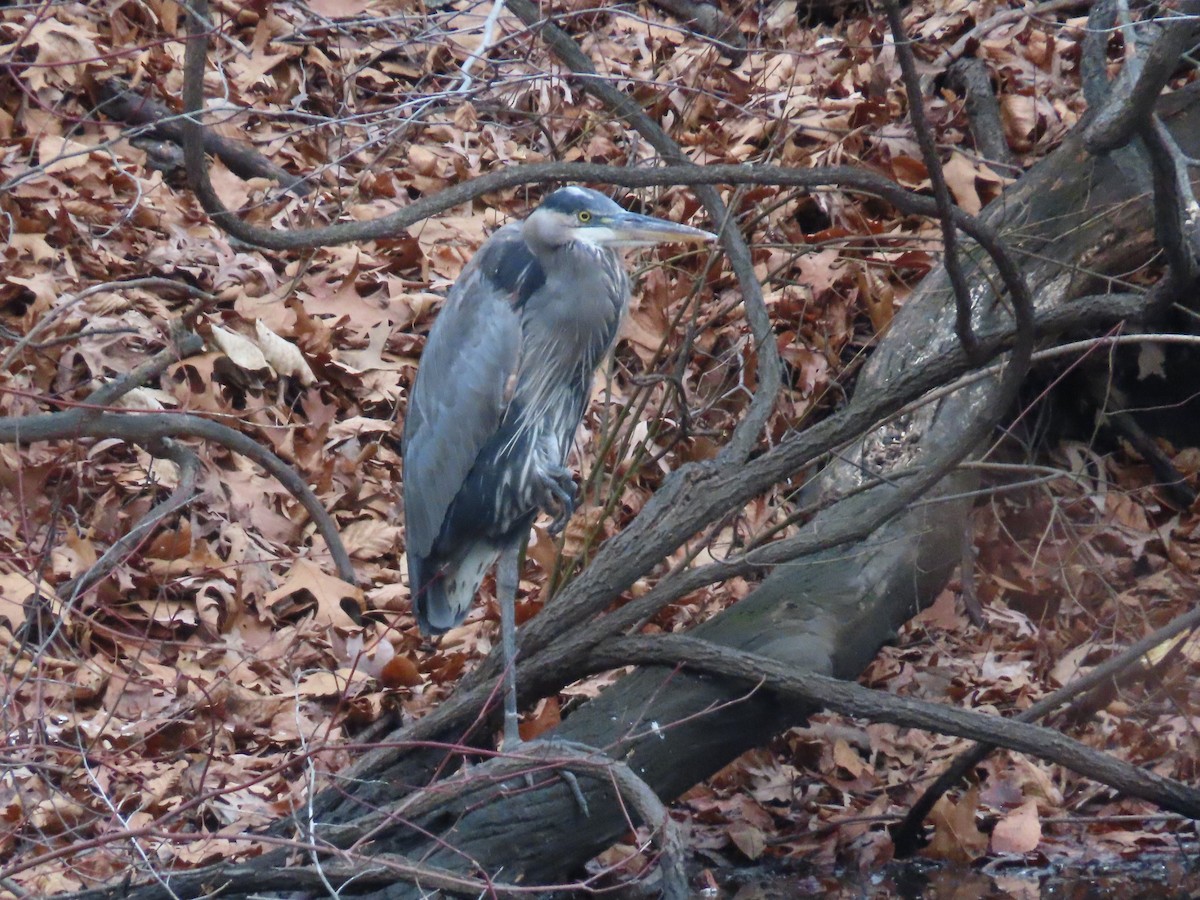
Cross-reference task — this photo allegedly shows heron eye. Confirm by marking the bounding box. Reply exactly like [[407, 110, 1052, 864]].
[[577, 210, 592, 223]]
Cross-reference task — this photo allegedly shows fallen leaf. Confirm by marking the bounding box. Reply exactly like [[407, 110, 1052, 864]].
[[255, 319, 317, 384], [991, 799, 1041, 854], [925, 787, 988, 863], [210, 322, 272, 375], [265, 559, 364, 631]]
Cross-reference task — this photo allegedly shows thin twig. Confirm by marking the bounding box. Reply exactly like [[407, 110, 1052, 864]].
[[893, 604, 1200, 854], [593, 634, 1200, 819], [884, 0, 981, 361], [58, 440, 200, 605], [0, 278, 213, 374], [457, 0, 507, 92], [0, 409, 356, 584]]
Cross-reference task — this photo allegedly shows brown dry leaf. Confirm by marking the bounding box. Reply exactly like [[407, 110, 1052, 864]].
[[37, 135, 96, 176], [295, 668, 370, 699], [115, 386, 171, 411], [379, 654, 422, 688], [943, 151, 986, 215], [0, 571, 56, 632], [413, 214, 495, 282], [925, 787, 988, 863], [911, 589, 964, 631], [50, 529, 98, 581], [300, 271, 400, 335], [1008, 756, 1064, 806], [1048, 640, 1100, 687], [307, 0, 376, 14], [340, 519, 401, 559], [727, 823, 767, 861], [618, 311, 667, 365], [991, 798, 1042, 854], [13, 18, 100, 90], [210, 322, 272, 375], [832, 738, 866, 777], [1001, 94, 1038, 151], [857, 266, 895, 334], [265, 559, 364, 631], [255, 319, 317, 384], [326, 416, 395, 443], [1144, 629, 1200, 666], [519, 696, 563, 741], [29, 796, 90, 833]]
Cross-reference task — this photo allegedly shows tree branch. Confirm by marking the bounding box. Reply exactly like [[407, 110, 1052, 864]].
[[1085, 1, 1200, 151], [0, 409, 355, 584], [894, 603, 1200, 854], [592, 634, 1200, 819]]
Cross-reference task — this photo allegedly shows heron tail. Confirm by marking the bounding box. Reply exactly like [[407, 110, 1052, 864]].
[[410, 543, 500, 636]]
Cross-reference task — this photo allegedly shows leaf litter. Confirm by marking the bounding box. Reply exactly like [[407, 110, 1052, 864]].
[[0, 0, 1196, 894]]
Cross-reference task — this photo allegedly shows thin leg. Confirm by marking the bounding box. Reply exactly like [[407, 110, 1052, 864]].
[[496, 543, 522, 748], [496, 542, 590, 815]]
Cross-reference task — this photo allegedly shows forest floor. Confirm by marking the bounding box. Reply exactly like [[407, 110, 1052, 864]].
[[1, 0, 1198, 895]]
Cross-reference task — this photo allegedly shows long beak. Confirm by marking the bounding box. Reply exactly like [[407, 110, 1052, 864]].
[[601, 211, 717, 247]]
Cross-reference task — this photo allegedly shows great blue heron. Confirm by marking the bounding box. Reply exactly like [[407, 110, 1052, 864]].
[[403, 186, 715, 745]]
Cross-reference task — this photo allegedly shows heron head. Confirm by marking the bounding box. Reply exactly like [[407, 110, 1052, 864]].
[[523, 186, 717, 250]]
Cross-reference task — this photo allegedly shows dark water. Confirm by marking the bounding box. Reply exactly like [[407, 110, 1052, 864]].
[[700, 856, 1200, 898]]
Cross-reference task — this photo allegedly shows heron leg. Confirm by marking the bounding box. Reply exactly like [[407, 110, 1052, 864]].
[[497, 543, 522, 748], [497, 541, 591, 815], [537, 465, 578, 534]]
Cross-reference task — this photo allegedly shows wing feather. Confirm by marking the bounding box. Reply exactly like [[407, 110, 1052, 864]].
[[402, 224, 530, 562]]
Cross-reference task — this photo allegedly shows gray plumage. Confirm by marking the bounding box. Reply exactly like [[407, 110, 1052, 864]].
[[403, 186, 715, 643]]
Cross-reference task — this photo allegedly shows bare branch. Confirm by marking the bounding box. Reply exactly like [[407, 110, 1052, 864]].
[[884, 0, 982, 361], [592, 634, 1200, 819], [0, 409, 355, 584], [895, 587, 1200, 853], [94, 78, 313, 196], [1085, 2, 1200, 151], [55, 440, 200, 606]]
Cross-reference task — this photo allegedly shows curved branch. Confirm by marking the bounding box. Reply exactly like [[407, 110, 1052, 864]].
[[1084, 1, 1200, 152], [0, 409, 355, 584], [180, 0, 779, 464], [894, 603, 1200, 854], [591, 634, 1200, 820], [173, 0, 1052, 268], [501, 0, 777, 461], [58, 439, 201, 604], [329, 743, 687, 897]]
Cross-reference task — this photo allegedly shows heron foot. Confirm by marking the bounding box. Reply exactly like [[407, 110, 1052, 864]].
[[538, 466, 578, 534]]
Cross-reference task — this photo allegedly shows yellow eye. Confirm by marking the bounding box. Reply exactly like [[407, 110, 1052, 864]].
[[577, 210, 592, 223]]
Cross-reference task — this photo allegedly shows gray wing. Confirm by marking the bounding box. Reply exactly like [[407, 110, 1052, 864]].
[[402, 223, 528, 560]]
